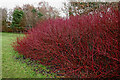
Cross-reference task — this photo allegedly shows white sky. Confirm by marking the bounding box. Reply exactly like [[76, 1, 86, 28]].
[[0, 0, 119, 9], [0, 0, 68, 10]]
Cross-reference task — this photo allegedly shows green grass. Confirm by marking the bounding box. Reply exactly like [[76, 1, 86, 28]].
[[1, 32, 56, 78]]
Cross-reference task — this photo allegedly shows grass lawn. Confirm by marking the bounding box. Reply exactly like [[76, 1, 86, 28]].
[[1, 32, 56, 78]]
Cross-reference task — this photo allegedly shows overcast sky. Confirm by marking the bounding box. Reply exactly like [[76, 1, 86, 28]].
[[0, 0, 119, 9], [0, 0, 68, 10]]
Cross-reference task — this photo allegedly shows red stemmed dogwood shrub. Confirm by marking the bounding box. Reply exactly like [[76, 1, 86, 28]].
[[13, 6, 119, 78]]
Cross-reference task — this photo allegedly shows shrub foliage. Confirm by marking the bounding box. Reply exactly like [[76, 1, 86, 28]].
[[13, 7, 119, 78]]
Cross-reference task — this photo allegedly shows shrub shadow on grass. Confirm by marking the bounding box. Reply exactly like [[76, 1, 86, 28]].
[[13, 52, 65, 78]]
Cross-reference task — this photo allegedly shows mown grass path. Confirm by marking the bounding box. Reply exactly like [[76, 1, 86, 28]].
[[2, 32, 54, 78], [2, 32, 36, 78]]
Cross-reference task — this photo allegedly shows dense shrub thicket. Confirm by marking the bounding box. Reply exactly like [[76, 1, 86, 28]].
[[13, 7, 119, 78]]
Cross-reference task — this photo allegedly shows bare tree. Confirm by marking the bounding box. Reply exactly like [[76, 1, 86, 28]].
[[1, 8, 7, 32], [63, 0, 118, 16], [38, 2, 60, 19], [0, 8, 2, 32], [22, 2, 60, 29]]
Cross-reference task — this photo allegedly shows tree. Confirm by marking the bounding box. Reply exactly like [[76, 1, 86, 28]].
[[37, 2, 60, 19], [1, 8, 7, 32], [22, 2, 60, 29], [11, 9, 24, 32], [63, 1, 118, 16], [0, 8, 2, 32], [22, 4, 44, 29], [61, 2, 70, 18]]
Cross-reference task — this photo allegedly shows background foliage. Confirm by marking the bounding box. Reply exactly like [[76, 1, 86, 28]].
[[1, 2, 60, 33]]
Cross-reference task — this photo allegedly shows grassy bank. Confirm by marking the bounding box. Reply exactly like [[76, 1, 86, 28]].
[[2, 32, 56, 78]]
